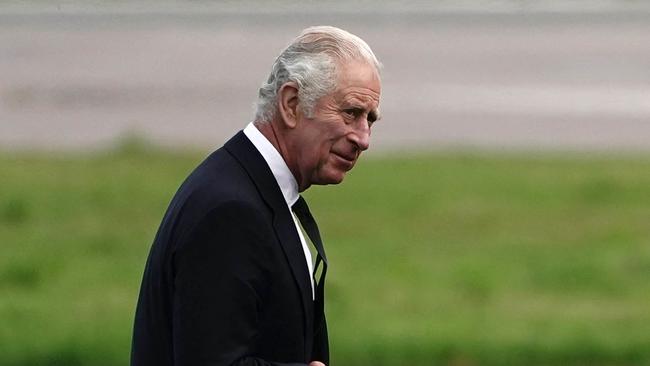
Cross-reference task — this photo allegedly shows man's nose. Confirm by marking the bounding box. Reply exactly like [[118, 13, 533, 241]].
[[349, 119, 371, 151]]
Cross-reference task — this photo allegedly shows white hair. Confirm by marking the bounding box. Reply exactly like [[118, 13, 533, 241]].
[[254, 26, 381, 123]]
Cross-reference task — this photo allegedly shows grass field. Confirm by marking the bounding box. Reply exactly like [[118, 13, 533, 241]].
[[2, 143, 650, 366]]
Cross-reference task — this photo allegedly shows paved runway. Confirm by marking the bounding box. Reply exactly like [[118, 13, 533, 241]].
[[1, 5, 649, 152]]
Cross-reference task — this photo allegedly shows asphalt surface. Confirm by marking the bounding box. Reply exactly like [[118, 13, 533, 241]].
[[1, 7, 649, 152]]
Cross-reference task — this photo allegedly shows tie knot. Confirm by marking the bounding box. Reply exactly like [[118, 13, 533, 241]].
[[291, 195, 327, 266], [292, 196, 309, 217]]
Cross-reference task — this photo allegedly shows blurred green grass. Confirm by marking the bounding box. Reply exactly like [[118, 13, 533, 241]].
[[2, 143, 650, 366]]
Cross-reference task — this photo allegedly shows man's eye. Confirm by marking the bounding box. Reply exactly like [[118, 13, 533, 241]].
[[343, 108, 362, 118]]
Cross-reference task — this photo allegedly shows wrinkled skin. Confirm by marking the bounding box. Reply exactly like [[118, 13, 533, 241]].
[[262, 61, 381, 192]]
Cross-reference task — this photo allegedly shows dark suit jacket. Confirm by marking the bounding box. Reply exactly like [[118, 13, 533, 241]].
[[131, 131, 328, 366]]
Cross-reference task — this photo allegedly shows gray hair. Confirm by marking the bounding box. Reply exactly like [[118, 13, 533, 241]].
[[254, 26, 381, 123]]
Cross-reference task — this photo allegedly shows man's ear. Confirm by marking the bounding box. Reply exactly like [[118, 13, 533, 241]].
[[277, 82, 300, 129]]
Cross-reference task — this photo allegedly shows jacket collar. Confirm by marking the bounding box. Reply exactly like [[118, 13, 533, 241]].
[[224, 131, 314, 356], [242, 122, 299, 208]]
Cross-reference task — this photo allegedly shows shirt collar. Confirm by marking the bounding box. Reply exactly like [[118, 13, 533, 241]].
[[243, 122, 299, 207]]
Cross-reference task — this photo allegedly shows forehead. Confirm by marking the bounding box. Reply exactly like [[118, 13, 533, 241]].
[[334, 61, 381, 106]]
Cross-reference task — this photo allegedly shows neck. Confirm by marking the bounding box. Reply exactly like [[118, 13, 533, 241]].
[[254, 120, 306, 191]]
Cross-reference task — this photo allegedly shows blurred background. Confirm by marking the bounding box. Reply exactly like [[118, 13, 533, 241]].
[[2, 1, 650, 365]]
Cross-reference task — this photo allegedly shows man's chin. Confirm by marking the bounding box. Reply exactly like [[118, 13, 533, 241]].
[[316, 170, 347, 186], [329, 174, 346, 185]]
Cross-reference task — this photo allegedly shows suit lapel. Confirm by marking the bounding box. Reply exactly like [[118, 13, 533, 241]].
[[224, 131, 314, 354]]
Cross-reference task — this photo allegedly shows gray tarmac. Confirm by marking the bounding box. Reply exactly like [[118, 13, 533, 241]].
[[1, 6, 649, 153]]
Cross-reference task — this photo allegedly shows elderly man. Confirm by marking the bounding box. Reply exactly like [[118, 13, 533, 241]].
[[131, 26, 381, 366]]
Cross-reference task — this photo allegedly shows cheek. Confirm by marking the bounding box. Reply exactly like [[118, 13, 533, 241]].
[[302, 117, 348, 163], [298, 141, 328, 170], [304, 138, 336, 173], [309, 126, 341, 152]]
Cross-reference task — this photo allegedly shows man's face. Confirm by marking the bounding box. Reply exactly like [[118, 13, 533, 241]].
[[288, 61, 381, 191]]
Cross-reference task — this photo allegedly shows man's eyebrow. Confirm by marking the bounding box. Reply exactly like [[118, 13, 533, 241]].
[[341, 100, 381, 121]]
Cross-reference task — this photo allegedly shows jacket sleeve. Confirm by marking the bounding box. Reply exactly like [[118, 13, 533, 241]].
[[172, 201, 308, 366]]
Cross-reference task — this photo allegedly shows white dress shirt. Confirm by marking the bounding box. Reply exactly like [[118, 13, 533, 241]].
[[243, 122, 315, 299]]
